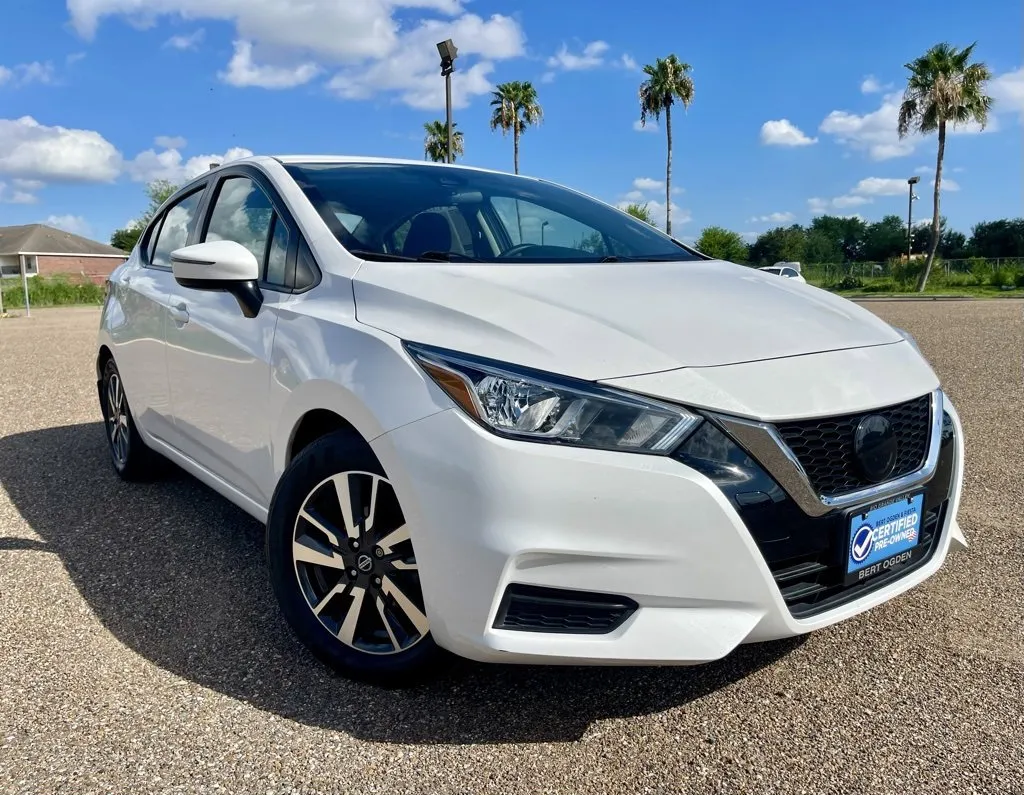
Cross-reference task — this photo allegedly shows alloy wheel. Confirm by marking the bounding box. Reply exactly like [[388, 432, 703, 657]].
[[106, 372, 130, 467], [292, 471, 428, 655]]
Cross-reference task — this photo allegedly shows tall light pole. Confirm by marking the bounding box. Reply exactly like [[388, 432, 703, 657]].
[[907, 175, 920, 262], [436, 39, 458, 164]]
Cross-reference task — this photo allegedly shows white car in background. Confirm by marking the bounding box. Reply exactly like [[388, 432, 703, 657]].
[[96, 156, 966, 683], [759, 263, 807, 283]]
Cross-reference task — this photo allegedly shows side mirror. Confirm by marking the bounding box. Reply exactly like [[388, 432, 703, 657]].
[[170, 241, 263, 318]]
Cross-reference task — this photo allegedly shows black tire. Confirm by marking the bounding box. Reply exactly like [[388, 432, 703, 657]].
[[266, 430, 443, 685], [99, 357, 160, 482]]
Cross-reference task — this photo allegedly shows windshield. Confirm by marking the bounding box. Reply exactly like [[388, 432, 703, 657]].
[[283, 162, 705, 264]]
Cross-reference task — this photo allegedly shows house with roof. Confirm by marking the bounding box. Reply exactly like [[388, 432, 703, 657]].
[[0, 224, 128, 284]]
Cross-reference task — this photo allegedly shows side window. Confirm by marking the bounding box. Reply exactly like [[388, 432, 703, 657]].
[[783, 268, 798, 278], [266, 216, 289, 286], [150, 189, 205, 268], [490, 196, 608, 255], [204, 176, 292, 288]]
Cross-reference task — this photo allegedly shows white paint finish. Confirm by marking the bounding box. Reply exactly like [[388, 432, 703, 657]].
[[101, 254, 177, 444], [370, 405, 964, 664], [170, 240, 260, 282], [164, 286, 282, 505], [603, 339, 940, 421], [352, 259, 902, 380], [96, 154, 967, 668]]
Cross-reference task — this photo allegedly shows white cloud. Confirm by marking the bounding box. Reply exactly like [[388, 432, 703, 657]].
[[127, 144, 253, 183], [620, 54, 638, 71], [860, 75, 883, 94], [327, 13, 523, 110], [164, 28, 205, 50], [0, 181, 39, 204], [914, 165, 931, 173], [0, 116, 122, 182], [991, 66, 1024, 120], [67, 2, 523, 109], [749, 211, 796, 223], [546, 40, 609, 71], [632, 176, 663, 191], [936, 177, 960, 191], [832, 194, 871, 208], [621, 190, 645, 202], [820, 88, 997, 161], [66, 52, 87, 65], [220, 40, 320, 89], [44, 214, 92, 236], [851, 177, 909, 196], [760, 119, 817, 146], [633, 119, 658, 133], [155, 135, 187, 149], [0, 61, 56, 87]]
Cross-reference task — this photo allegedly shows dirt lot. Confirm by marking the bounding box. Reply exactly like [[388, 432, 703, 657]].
[[1, 303, 1022, 795]]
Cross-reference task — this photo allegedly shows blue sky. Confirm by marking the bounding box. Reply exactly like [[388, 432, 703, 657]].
[[0, 0, 1021, 245]]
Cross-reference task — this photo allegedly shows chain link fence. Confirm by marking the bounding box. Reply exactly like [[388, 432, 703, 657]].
[[800, 257, 1024, 290]]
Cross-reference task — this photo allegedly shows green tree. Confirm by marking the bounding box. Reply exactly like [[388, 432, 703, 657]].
[[898, 42, 993, 291], [695, 226, 748, 262], [805, 230, 841, 263], [638, 54, 694, 236], [863, 215, 908, 262], [109, 180, 180, 252], [748, 225, 806, 266], [489, 81, 542, 174], [423, 120, 464, 163], [968, 218, 1024, 258], [623, 202, 656, 226], [809, 214, 867, 261]]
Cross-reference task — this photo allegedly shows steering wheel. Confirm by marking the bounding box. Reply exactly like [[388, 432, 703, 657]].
[[499, 243, 543, 258]]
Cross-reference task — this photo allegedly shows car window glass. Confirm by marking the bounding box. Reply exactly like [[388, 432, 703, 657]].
[[204, 177, 276, 266], [283, 162, 702, 263], [783, 268, 798, 277], [151, 189, 204, 268], [266, 215, 289, 286]]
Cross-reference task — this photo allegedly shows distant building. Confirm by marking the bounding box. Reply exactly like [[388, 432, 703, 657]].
[[0, 224, 128, 284]]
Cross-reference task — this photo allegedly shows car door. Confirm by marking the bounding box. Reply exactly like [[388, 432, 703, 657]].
[[164, 168, 296, 506], [107, 185, 207, 446]]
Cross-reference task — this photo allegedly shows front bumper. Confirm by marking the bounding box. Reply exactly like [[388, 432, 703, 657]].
[[370, 399, 965, 665]]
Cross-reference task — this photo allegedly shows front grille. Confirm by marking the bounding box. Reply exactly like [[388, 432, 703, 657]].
[[775, 394, 932, 496], [493, 584, 637, 634]]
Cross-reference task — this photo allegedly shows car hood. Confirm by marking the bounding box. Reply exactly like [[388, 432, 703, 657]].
[[352, 259, 904, 380]]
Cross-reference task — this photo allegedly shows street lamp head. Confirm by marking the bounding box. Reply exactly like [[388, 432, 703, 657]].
[[437, 39, 458, 70], [908, 175, 921, 185]]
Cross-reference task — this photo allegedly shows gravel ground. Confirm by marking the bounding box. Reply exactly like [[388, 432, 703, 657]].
[[1, 303, 1022, 795]]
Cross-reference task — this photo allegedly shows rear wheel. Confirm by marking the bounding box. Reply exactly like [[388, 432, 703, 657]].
[[266, 431, 442, 684], [99, 358, 159, 481]]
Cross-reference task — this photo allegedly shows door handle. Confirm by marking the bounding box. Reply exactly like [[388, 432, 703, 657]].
[[169, 302, 190, 325]]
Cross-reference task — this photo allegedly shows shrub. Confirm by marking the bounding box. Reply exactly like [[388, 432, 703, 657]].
[[943, 271, 978, 287], [889, 257, 924, 287], [1016, 272, 1024, 289], [0, 275, 104, 309], [968, 257, 990, 281], [990, 269, 1015, 288], [835, 275, 864, 291]]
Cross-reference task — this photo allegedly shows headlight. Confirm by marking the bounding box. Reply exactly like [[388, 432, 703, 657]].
[[406, 343, 701, 454]]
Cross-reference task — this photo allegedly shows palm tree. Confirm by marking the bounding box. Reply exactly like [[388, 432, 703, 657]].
[[898, 42, 992, 292], [489, 81, 543, 174], [638, 55, 694, 235], [423, 120, 464, 163]]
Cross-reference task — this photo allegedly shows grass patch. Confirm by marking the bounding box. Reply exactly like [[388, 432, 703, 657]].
[[1, 275, 105, 309]]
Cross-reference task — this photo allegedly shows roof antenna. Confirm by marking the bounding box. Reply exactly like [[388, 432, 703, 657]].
[[209, 162, 220, 170]]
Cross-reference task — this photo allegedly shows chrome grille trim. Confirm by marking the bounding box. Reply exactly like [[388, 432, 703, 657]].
[[713, 389, 944, 517]]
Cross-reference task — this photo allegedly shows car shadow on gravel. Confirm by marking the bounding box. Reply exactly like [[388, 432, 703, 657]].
[[1, 422, 804, 745]]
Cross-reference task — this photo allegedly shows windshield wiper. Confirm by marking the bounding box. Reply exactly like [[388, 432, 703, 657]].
[[417, 251, 483, 262], [346, 249, 419, 262]]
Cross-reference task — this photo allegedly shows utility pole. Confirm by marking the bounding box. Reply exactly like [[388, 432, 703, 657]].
[[436, 39, 458, 164], [907, 175, 920, 262]]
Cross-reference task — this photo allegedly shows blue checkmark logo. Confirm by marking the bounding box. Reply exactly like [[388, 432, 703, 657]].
[[851, 524, 874, 564]]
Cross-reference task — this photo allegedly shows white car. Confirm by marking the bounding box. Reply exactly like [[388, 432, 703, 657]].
[[758, 264, 807, 283], [97, 156, 966, 683]]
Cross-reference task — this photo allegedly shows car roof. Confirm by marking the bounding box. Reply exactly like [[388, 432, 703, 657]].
[[234, 154, 528, 180]]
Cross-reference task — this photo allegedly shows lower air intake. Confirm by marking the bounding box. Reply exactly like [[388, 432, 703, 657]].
[[493, 584, 638, 634]]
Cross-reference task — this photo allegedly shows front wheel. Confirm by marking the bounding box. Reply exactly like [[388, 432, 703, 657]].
[[266, 431, 443, 684]]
